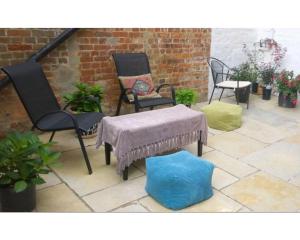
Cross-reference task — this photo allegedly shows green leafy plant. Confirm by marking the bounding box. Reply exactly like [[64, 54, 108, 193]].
[[0, 132, 61, 193], [63, 82, 103, 113], [175, 88, 198, 106], [231, 62, 259, 83], [259, 64, 276, 87]]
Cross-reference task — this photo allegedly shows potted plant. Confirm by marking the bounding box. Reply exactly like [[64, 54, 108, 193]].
[[231, 62, 259, 101], [260, 64, 276, 100], [0, 131, 60, 212], [63, 82, 104, 137], [243, 38, 287, 96], [276, 70, 300, 108], [175, 88, 198, 108]]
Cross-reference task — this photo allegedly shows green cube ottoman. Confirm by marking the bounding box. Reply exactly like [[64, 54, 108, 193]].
[[201, 101, 243, 131]]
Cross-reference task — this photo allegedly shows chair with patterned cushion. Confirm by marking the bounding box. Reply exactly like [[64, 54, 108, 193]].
[[112, 53, 176, 115]]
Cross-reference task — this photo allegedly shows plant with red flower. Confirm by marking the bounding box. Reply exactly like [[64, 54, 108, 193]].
[[275, 70, 300, 101]]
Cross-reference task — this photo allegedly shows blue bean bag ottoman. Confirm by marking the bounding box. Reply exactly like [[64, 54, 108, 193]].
[[145, 150, 214, 210]]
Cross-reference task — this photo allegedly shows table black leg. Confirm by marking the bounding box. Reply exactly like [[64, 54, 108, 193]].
[[123, 167, 128, 181], [105, 142, 111, 165], [198, 131, 203, 156]]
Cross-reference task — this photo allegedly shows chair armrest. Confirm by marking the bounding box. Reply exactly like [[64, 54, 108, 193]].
[[33, 110, 79, 131], [216, 72, 232, 81], [156, 83, 176, 101]]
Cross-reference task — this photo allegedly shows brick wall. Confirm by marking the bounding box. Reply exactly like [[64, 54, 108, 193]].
[[0, 28, 211, 137]]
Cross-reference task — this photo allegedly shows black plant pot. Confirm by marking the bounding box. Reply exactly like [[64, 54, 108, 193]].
[[235, 85, 250, 103], [278, 92, 297, 108], [0, 185, 36, 212], [252, 82, 258, 93], [262, 87, 272, 100]]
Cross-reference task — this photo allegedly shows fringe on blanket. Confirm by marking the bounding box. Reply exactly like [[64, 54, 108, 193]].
[[117, 130, 204, 175]]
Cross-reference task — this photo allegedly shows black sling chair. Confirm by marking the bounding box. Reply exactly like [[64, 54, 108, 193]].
[[2, 61, 105, 174], [112, 53, 176, 115]]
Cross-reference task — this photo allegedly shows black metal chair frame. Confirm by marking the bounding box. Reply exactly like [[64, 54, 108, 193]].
[[207, 57, 250, 109], [2, 61, 105, 174], [112, 53, 176, 115]]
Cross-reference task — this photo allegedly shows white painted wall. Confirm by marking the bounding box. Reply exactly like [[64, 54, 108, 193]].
[[209, 28, 300, 100]]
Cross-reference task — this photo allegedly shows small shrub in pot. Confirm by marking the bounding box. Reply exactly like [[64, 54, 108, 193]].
[[63, 82, 104, 137], [175, 88, 198, 107], [275, 70, 300, 108], [0, 131, 61, 212]]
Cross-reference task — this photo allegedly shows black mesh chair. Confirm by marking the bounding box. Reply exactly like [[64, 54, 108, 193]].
[[112, 53, 176, 115], [207, 57, 251, 108], [1, 61, 105, 174]]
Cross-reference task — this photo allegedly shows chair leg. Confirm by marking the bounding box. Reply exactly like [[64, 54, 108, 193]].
[[219, 88, 224, 101], [123, 166, 129, 181], [105, 142, 111, 165], [209, 86, 216, 104], [49, 131, 56, 142], [115, 95, 123, 116], [236, 88, 240, 105], [197, 131, 202, 156], [76, 129, 92, 175], [247, 91, 250, 109], [134, 102, 140, 112]]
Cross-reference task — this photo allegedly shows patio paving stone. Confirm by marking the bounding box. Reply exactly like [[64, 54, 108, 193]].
[[139, 190, 242, 212], [36, 183, 91, 212], [222, 171, 300, 212], [289, 174, 300, 187], [240, 141, 300, 182], [212, 168, 238, 190], [237, 206, 252, 212], [83, 176, 147, 212], [112, 202, 148, 212], [39, 130, 97, 152], [203, 150, 257, 178], [208, 132, 267, 159], [235, 118, 291, 144], [52, 146, 144, 196], [36, 172, 61, 190]]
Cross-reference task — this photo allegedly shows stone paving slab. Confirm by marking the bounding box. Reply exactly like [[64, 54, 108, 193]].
[[222, 171, 300, 212], [208, 132, 267, 159], [36, 183, 91, 212], [139, 190, 242, 212], [112, 202, 148, 213], [83, 176, 147, 212], [203, 150, 257, 178], [240, 141, 300, 182], [53, 146, 144, 196]]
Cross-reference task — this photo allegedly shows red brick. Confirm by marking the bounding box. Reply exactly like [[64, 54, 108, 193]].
[[7, 29, 31, 37]]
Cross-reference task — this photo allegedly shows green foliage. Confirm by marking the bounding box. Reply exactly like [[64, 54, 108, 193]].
[[63, 82, 104, 113], [0, 132, 61, 193], [260, 65, 276, 86], [175, 88, 198, 106], [231, 62, 259, 83]]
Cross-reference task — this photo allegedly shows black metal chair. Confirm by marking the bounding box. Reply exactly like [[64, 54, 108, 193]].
[[112, 53, 176, 115], [1, 61, 105, 174], [207, 57, 251, 109]]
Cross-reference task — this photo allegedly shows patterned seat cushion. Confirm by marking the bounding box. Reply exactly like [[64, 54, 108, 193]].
[[119, 74, 155, 96]]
